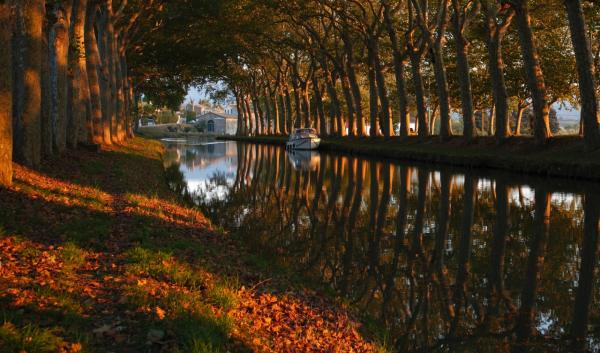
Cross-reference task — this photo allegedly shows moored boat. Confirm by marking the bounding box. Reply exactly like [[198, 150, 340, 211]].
[[286, 128, 320, 150]]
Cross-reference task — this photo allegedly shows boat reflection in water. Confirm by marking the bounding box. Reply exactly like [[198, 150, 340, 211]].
[[163, 141, 600, 353], [288, 149, 321, 171]]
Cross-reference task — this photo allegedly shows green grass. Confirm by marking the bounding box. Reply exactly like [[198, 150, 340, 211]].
[[125, 246, 205, 289], [0, 321, 65, 353]]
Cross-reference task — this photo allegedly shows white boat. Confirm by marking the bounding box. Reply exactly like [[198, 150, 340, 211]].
[[286, 128, 321, 150]]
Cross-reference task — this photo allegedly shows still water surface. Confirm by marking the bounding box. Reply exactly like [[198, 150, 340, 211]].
[[163, 140, 599, 352]]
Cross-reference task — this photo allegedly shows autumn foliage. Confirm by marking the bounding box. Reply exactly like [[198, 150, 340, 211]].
[[0, 138, 379, 352]]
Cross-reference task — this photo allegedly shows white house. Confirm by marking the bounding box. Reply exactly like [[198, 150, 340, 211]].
[[197, 112, 237, 135]]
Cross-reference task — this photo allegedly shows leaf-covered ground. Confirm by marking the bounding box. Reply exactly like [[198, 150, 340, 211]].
[[0, 138, 380, 353]]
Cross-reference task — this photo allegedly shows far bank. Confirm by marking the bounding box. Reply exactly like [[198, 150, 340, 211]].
[[218, 135, 600, 181]]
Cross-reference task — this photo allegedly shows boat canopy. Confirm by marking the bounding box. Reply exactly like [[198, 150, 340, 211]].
[[292, 128, 318, 135]]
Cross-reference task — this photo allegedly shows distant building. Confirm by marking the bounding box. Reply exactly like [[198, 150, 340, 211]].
[[196, 112, 237, 135], [183, 102, 211, 116], [224, 104, 238, 116]]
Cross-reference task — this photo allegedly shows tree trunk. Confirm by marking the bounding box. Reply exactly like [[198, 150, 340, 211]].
[[488, 31, 511, 140], [244, 95, 254, 135], [263, 87, 272, 134], [68, 0, 92, 147], [340, 72, 355, 137], [341, 29, 365, 136], [97, 10, 112, 144], [312, 72, 326, 135], [367, 46, 380, 137], [432, 42, 451, 140], [49, 2, 72, 153], [452, 0, 476, 141], [41, 7, 52, 157], [105, 2, 118, 143], [514, 0, 551, 144], [410, 53, 428, 138], [0, 0, 13, 186], [85, 1, 103, 144], [283, 86, 292, 134], [114, 35, 125, 142], [371, 37, 393, 137], [13, 0, 44, 167], [565, 0, 600, 151], [300, 81, 310, 128], [515, 103, 527, 136], [291, 79, 302, 129], [324, 70, 341, 136], [277, 91, 286, 135], [383, 0, 409, 137]]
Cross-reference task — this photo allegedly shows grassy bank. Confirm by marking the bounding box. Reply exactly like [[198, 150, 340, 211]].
[[220, 135, 600, 180], [0, 138, 380, 353]]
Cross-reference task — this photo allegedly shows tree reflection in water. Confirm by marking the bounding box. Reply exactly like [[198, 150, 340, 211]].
[[164, 141, 600, 352]]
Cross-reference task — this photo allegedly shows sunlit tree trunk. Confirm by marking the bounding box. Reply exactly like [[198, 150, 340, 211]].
[[513, 0, 551, 144], [312, 71, 326, 135], [383, 0, 410, 138], [49, 1, 72, 153], [263, 86, 272, 134], [13, 0, 44, 167], [483, 1, 514, 142], [283, 86, 292, 134], [68, 0, 92, 147], [300, 80, 311, 128], [370, 37, 392, 137], [367, 46, 380, 137], [41, 8, 52, 157], [409, 52, 428, 138], [0, 0, 13, 186], [323, 69, 341, 136], [564, 0, 600, 151], [85, 1, 103, 144], [451, 0, 476, 141], [277, 91, 286, 135], [97, 9, 112, 144], [341, 28, 365, 136]]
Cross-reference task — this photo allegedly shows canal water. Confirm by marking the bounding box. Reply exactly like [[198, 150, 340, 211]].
[[163, 139, 599, 352]]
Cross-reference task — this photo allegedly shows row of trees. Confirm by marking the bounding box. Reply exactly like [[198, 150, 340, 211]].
[[0, 0, 163, 186], [221, 0, 599, 149]]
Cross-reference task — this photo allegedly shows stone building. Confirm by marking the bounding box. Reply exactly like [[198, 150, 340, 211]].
[[196, 112, 237, 135]]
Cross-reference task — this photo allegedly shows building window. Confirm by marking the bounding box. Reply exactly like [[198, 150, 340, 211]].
[[208, 120, 215, 132]]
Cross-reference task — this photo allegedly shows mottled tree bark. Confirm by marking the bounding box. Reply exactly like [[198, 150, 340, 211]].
[[410, 53, 428, 138], [0, 0, 13, 185], [341, 28, 365, 136], [482, 1, 514, 142], [383, 0, 410, 137], [68, 0, 92, 147], [312, 71, 326, 135], [13, 0, 44, 167], [50, 1, 72, 153], [513, 0, 551, 144], [85, 1, 104, 144], [451, 0, 476, 141], [367, 46, 381, 137]]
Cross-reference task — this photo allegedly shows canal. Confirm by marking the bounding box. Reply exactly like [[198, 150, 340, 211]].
[[163, 139, 599, 352]]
